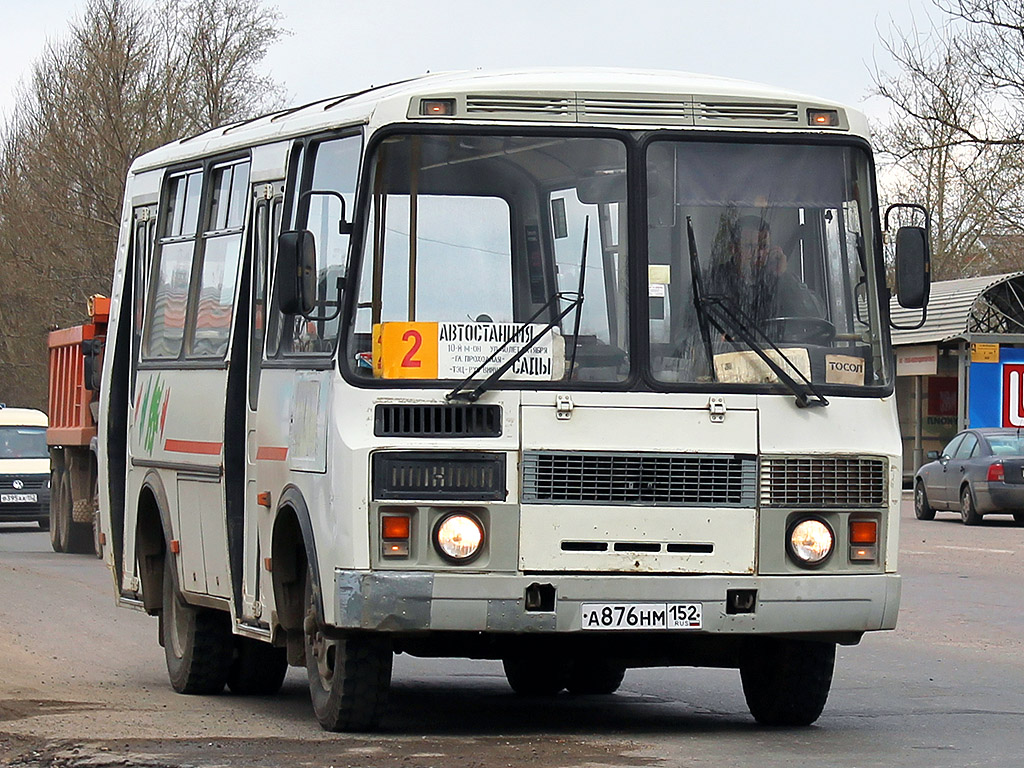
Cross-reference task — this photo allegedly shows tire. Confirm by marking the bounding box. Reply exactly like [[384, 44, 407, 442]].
[[914, 482, 935, 521], [502, 655, 569, 696], [37, 517, 49, 531], [566, 659, 626, 695], [49, 469, 65, 553], [1013, 511, 1024, 524], [92, 511, 103, 559], [960, 485, 982, 526], [304, 571, 392, 732], [740, 637, 835, 726], [162, 556, 233, 694], [59, 472, 93, 554], [228, 637, 288, 695]]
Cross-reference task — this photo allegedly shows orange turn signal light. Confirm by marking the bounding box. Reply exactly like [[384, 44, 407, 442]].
[[849, 520, 877, 545], [382, 515, 411, 540], [421, 98, 455, 116]]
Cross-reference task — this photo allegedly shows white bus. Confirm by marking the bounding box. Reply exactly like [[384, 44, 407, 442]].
[[98, 69, 929, 731]]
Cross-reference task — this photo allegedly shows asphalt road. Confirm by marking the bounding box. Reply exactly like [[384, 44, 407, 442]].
[[0, 496, 1021, 768]]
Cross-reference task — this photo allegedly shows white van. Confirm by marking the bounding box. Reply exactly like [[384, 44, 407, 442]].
[[0, 405, 50, 529]]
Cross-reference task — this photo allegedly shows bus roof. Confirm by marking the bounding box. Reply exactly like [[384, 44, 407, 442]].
[[129, 68, 868, 173]]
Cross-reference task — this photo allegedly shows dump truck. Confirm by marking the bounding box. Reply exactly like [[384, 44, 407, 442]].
[[47, 295, 108, 555]]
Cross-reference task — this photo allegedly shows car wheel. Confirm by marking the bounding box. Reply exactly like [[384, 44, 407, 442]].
[[960, 485, 982, 526], [1013, 511, 1024, 524], [304, 569, 392, 731], [740, 637, 835, 726], [914, 482, 936, 521]]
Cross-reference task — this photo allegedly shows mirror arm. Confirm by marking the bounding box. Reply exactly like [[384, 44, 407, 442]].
[[298, 276, 346, 323], [297, 189, 352, 234]]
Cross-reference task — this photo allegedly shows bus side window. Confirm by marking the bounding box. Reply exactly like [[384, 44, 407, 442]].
[[143, 169, 202, 359], [188, 159, 251, 358], [273, 133, 361, 357], [131, 205, 156, 394]]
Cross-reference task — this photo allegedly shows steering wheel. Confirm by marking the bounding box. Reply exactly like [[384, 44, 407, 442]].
[[761, 316, 836, 345]]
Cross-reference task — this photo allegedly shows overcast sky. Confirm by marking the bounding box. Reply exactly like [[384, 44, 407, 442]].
[[1, 1, 938, 126]]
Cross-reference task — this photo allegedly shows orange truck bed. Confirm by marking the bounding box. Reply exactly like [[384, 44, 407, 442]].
[[47, 296, 109, 447]]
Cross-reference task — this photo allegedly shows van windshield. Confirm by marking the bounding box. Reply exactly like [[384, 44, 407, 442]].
[[0, 426, 48, 459]]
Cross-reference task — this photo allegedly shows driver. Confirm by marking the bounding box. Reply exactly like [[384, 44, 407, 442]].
[[708, 215, 824, 322]]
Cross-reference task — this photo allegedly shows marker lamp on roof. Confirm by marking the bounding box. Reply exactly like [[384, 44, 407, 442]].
[[421, 98, 455, 116], [808, 109, 839, 127]]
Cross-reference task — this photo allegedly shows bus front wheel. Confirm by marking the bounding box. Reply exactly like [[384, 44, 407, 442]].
[[162, 556, 233, 694], [303, 571, 392, 732], [740, 637, 835, 726]]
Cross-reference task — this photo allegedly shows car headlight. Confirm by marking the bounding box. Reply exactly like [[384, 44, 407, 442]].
[[433, 513, 484, 563], [787, 518, 834, 567]]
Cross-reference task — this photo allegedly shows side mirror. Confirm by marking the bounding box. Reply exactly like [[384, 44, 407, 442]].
[[895, 225, 930, 309], [926, 450, 939, 460], [277, 230, 317, 316], [80, 338, 103, 392]]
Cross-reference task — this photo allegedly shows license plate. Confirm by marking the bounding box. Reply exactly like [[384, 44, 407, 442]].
[[0, 493, 38, 504], [581, 602, 703, 630]]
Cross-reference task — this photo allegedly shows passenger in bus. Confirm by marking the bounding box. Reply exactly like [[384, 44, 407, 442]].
[[708, 215, 824, 322]]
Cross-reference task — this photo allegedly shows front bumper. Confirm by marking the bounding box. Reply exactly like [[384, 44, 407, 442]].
[[333, 570, 901, 636], [0, 492, 50, 522]]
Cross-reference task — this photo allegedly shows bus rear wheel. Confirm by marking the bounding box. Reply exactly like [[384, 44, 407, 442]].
[[740, 637, 835, 726], [502, 654, 569, 695], [566, 659, 626, 695], [162, 556, 233, 694], [228, 637, 288, 695], [303, 571, 392, 731]]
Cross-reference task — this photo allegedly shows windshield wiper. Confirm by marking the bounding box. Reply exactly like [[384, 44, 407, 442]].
[[447, 216, 589, 403], [445, 291, 582, 402], [686, 216, 717, 380], [686, 218, 828, 409]]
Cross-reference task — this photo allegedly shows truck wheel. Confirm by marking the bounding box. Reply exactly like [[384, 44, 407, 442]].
[[1014, 511, 1024, 524], [566, 659, 626, 695], [740, 637, 835, 726], [49, 469, 65, 553], [304, 571, 392, 731], [37, 517, 49, 531], [228, 637, 288, 695], [162, 556, 233, 694], [92, 512, 103, 559], [55, 472, 92, 554], [502, 655, 569, 695]]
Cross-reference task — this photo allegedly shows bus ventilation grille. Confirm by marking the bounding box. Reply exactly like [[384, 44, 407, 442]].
[[694, 100, 800, 125], [521, 451, 757, 507], [374, 404, 502, 438], [760, 456, 887, 508]]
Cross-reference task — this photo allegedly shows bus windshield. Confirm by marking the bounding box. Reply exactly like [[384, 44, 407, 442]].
[[342, 132, 889, 392], [647, 140, 890, 391], [0, 426, 48, 459]]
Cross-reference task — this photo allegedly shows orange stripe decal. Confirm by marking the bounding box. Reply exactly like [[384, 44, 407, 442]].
[[164, 439, 223, 455], [256, 446, 289, 461]]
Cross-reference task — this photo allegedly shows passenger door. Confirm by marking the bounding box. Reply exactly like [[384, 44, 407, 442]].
[[927, 433, 963, 508], [944, 432, 978, 507]]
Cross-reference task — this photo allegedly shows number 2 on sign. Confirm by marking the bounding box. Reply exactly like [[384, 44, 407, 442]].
[[402, 329, 423, 368]]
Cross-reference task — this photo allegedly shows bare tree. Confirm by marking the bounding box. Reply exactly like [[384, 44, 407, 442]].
[[874, 16, 1024, 279], [0, 0, 286, 408]]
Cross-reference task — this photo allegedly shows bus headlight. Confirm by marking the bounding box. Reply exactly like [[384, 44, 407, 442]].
[[433, 513, 484, 563], [787, 518, 834, 567]]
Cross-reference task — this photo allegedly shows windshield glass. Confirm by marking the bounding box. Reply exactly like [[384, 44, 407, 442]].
[[345, 134, 629, 385], [646, 140, 889, 390], [0, 426, 48, 459]]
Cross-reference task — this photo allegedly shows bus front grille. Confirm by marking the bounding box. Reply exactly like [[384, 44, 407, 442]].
[[521, 451, 757, 507], [760, 456, 887, 508], [374, 404, 502, 438]]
